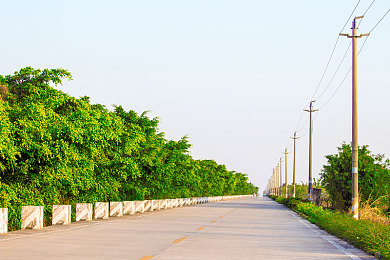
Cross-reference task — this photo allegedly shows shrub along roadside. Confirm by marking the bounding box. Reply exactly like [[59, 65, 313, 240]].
[[269, 196, 390, 259], [0, 68, 258, 231]]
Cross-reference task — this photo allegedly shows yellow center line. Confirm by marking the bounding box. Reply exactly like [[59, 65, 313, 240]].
[[139, 256, 154, 260], [210, 220, 217, 223], [172, 236, 188, 244], [197, 226, 205, 231]]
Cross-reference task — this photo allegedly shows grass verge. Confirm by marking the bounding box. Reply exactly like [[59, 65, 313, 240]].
[[269, 195, 390, 259]]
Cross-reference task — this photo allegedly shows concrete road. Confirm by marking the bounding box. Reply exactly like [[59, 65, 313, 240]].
[[0, 197, 374, 259]]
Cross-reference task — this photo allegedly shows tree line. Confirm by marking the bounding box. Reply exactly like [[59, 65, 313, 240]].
[[0, 67, 258, 229]]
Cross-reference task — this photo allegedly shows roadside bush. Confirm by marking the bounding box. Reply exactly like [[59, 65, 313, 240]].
[[320, 143, 390, 211], [0, 67, 259, 231]]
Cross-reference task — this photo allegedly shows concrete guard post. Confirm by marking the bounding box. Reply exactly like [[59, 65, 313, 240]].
[[178, 198, 184, 207], [167, 199, 173, 209], [110, 202, 123, 217], [152, 200, 160, 211], [160, 200, 167, 209], [123, 201, 135, 215], [172, 199, 178, 208], [76, 203, 93, 221], [0, 208, 7, 234], [144, 200, 152, 212], [21, 206, 44, 230], [52, 205, 71, 225], [135, 201, 145, 213], [94, 202, 109, 219], [157, 200, 163, 210]]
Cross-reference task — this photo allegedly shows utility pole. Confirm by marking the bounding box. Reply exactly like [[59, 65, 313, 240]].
[[291, 132, 299, 198], [284, 149, 288, 197], [279, 158, 283, 197], [273, 169, 276, 195], [276, 164, 279, 196], [275, 165, 278, 196], [340, 16, 369, 219], [272, 168, 275, 195], [305, 100, 318, 201]]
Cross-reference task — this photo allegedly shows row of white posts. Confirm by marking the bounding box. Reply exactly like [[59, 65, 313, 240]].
[[0, 195, 254, 234]]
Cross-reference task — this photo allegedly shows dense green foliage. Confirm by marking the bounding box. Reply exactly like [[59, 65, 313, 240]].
[[285, 179, 324, 200], [320, 143, 390, 211], [0, 67, 258, 230], [271, 196, 390, 259]]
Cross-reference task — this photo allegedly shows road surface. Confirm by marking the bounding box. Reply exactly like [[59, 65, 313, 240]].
[[0, 197, 374, 259]]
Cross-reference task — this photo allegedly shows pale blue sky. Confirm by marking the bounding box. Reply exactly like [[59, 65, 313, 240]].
[[1, 1, 389, 192]]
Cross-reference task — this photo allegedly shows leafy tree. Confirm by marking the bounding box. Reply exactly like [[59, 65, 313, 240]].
[[0, 67, 258, 230], [320, 143, 390, 211]]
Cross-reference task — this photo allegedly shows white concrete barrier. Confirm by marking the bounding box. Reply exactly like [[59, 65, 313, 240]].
[[123, 201, 135, 215], [160, 200, 167, 209], [152, 200, 160, 211], [52, 205, 71, 225], [110, 202, 123, 217], [21, 206, 43, 230], [144, 200, 152, 212], [167, 199, 173, 208], [177, 198, 184, 207], [172, 199, 179, 208], [76, 203, 93, 221], [135, 201, 145, 213], [0, 208, 7, 234], [94, 202, 109, 219]]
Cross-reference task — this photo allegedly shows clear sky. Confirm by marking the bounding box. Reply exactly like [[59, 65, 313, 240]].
[[1, 0, 389, 192]]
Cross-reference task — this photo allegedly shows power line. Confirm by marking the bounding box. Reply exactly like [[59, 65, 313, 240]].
[[314, 0, 377, 103], [316, 42, 352, 100], [318, 5, 389, 110], [357, 0, 376, 28], [293, 0, 361, 133], [319, 35, 369, 110], [309, 0, 361, 102], [369, 8, 390, 33]]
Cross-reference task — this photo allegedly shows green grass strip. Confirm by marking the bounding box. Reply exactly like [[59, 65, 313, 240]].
[[270, 196, 390, 259]]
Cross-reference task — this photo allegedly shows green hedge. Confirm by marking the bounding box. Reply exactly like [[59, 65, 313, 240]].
[[0, 67, 258, 231], [270, 196, 390, 259]]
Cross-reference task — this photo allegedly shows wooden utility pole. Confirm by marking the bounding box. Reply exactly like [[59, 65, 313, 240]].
[[340, 16, 369, 219], [284, 149, 288, 197], [279, 158, 283, 197], [291, 132, 299, 198], [305, 101, 318, 201]]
